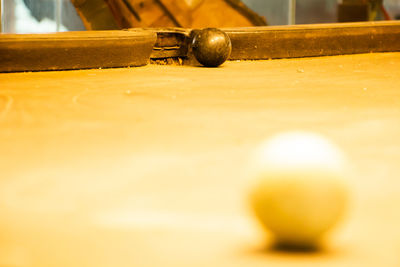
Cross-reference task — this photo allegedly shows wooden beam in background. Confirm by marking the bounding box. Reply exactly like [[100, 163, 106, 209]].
[[71, 0, 119, 30]]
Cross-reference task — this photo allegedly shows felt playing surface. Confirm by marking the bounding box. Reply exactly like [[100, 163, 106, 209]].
[[0, 53, 399, 267]]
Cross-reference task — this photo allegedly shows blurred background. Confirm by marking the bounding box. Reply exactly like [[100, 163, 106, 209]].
[[1, 0, 400, 33]]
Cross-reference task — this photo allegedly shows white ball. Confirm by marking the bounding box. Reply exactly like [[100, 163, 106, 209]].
[[249, 131, 349, 248]]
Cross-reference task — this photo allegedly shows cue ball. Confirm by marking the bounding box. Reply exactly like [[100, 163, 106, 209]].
[[249, 131, 349, 248], [191, 28, 232, 67]]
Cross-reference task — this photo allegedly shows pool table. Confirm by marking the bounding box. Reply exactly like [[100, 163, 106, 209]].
[[0, 21, 399, 267]]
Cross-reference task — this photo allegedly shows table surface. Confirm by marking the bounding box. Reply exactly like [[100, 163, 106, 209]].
[[0, 52, 399, 267]]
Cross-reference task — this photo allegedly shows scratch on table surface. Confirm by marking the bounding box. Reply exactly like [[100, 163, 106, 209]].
[[71, 88, 89, 108], [0, 94, 14, 121]]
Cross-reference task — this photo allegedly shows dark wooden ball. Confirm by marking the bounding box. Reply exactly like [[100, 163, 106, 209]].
[[191, 28, 232, 67]]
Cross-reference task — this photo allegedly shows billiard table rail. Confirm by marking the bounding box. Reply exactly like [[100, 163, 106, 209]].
[[0, 21, 399, 72]]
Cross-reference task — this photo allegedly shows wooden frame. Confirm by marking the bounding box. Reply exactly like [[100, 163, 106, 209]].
[[0, 21, 399, 72], [0, 30, 156, 72]]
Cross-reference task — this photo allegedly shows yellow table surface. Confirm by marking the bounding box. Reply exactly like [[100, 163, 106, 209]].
[[0, 53, 399, 267]]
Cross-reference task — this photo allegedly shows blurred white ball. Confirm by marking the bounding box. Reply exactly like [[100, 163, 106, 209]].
[[249, 131, 349, 248]]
